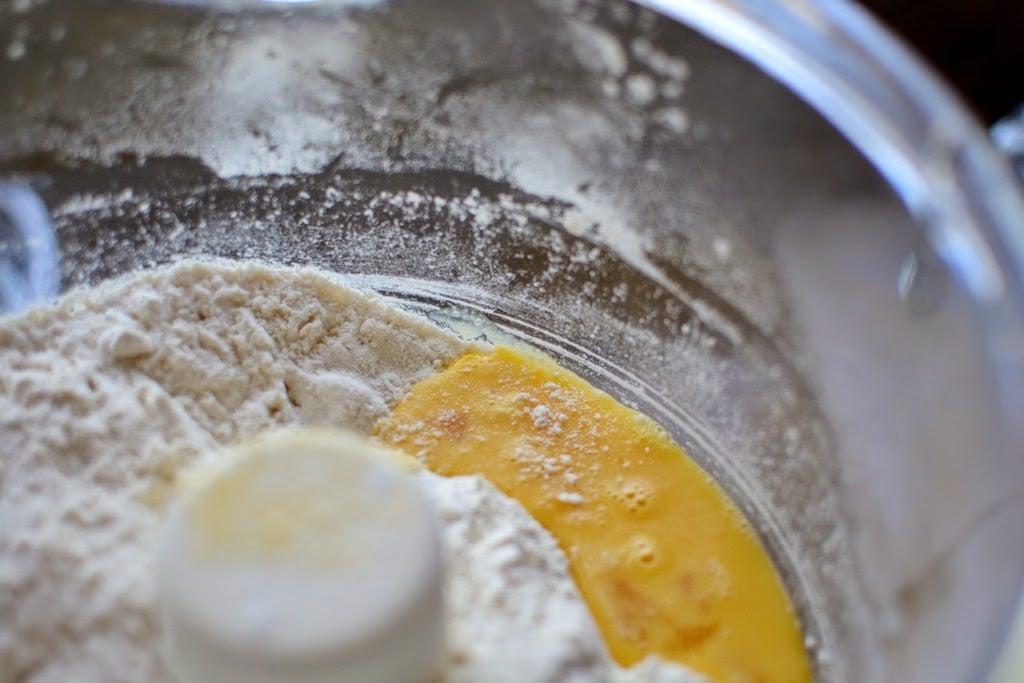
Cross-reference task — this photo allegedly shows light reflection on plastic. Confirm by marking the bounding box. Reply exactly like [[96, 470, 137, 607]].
[[0, 184, 60, 314]]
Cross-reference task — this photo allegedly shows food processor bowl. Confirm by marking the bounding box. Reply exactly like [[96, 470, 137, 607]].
[[2, 1, 1023, 681]]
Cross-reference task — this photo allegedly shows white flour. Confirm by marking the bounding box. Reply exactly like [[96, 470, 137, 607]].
[[0, 260, 701, 683]]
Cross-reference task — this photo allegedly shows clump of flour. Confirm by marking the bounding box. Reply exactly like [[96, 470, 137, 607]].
[[0, 260, 701, 683]]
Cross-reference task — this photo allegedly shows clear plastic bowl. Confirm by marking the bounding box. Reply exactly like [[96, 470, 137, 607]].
[[2, 1, 1023, 681]]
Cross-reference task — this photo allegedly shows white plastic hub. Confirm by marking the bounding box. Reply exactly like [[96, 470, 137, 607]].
[[157, 429, 444, 683]]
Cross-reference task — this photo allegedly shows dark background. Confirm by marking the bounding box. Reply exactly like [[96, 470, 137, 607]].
[[860, 0, 1024, 124]]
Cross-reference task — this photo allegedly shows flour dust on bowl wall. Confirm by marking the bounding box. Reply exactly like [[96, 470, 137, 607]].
[[1, 1, 1023, 683]]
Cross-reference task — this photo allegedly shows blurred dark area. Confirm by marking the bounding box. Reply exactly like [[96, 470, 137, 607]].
[[860, 0, 1024, 124]]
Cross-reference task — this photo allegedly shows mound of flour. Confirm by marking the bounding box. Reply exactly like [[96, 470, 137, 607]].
[[0, 260, 701, 683]]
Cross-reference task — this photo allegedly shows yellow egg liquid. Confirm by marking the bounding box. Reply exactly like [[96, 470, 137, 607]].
[[375, 346, 811, 683]]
